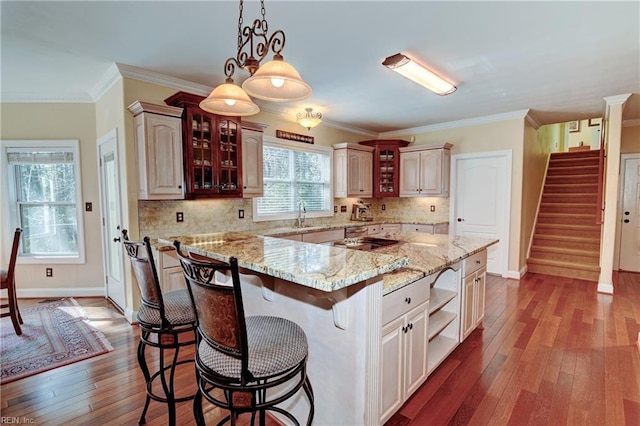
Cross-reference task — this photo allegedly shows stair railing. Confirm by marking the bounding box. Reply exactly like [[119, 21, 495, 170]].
[[596, 119, 606, 225]]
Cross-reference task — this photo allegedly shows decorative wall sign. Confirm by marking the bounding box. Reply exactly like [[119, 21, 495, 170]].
[[276, 130, 314, 144]]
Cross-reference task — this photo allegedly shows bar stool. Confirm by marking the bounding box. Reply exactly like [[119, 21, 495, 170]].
[[122, 230, 197, 425], [1, 228, 23, 335], [174, 241, 314, 426]]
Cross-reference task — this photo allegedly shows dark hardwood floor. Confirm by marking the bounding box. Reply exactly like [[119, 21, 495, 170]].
[[1, 271, 639, 425]]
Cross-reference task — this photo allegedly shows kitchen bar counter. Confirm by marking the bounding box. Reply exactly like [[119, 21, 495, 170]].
[[157, 229, 496, 425], [159, 231, 496, 295]]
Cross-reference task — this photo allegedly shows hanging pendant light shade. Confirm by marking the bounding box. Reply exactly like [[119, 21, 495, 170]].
[[199, 78, 260, 116], [242, 54, 312, 102]]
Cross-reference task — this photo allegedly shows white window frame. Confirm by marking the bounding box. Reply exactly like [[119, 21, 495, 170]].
[[1, 140, 86, 264], [253, 136, 333, 222]]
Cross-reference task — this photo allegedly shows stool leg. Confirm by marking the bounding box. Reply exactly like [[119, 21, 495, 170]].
[[303, 377, 314, 426], [193, 386, 205, 426], [137, 336, 151, 424], [158, 342, 178, 426]]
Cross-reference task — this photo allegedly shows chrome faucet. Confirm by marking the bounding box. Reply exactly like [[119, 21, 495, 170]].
[[297, 200, 306, 228]]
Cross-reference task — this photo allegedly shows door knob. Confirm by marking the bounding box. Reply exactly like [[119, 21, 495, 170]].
[[624, 211, 630, 215], [113, 237, 121, 243], [457, 218, 464, 222], [624, 219, 630, 223]]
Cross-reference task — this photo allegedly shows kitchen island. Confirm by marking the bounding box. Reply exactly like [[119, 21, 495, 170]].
[[160, 231, 497, 425]]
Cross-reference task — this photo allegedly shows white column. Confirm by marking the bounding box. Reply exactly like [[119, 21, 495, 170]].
[[598, 94, 631, 294]]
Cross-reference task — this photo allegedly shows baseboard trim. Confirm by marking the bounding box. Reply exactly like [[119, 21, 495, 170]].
[[17, 287, 105, 298], [507, 266, 526, 280], [597, 282, 614, 294], [125, 308, 137, 324]]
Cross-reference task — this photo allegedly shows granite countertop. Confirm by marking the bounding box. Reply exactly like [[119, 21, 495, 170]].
[[371, 232, 498, 293], [158, 233, 409, 292], [256, 219, 449, 238], [159, 229, 497, 296]]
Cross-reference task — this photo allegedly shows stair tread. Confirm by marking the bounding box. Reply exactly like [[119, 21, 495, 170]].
[[538, 212, 594, 218], [533, 234, 600, 243], [536, 223, 600, 230], [530, 245, 599, 256], [527, 257, 600, 271]]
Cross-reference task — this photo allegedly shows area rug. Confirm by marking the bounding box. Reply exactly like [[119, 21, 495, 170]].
[[0, 298, 113, 384]]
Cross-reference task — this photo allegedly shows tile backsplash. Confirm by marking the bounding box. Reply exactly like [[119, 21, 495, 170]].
[[138, 197, 450, 239]]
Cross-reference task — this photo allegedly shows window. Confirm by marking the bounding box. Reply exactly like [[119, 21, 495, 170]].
[[253, 138, 333, 221], [1, 140, 85, 263]]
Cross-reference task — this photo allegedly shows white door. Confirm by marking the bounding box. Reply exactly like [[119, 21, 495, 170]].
[[619, 155, 640, 272], [451, 151, 511, 277], [97, 129, 126, 311]]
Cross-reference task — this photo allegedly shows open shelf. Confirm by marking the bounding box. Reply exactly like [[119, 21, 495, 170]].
[[428, 310, 457, 341], [429, 288, 457, 314], [427, 335, 458, 373]]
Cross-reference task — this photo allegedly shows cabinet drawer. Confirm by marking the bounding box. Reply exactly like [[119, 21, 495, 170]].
[[382, 275, 430, 325], [162, 249, 180, 268], [464, 250, 487, 276], [401, 223, 434, 233]]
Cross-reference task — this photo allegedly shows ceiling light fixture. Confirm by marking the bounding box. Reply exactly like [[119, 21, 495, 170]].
[[382, 53, 457, 96], [297, 108, 322, 131], [200, 0, 312, 116]]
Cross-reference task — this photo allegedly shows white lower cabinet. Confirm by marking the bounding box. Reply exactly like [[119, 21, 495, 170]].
[[461, 250, 488, 340], [155, 249, 187, 292], [380, 275, 431, 424]]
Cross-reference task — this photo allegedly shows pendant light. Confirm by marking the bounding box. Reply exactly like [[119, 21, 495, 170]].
[[200, 0, 311, 116], [297, 108, 322, 130]]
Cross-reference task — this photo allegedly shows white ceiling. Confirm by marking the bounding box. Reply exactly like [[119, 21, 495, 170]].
[[2, 1, 639, 136]]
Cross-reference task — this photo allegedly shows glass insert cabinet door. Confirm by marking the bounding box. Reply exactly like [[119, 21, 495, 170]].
[[190, 110, 214, 191], [218, 118, 240, 192]]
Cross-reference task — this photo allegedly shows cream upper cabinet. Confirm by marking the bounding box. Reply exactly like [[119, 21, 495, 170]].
[[333, 143, 374, 198], [399, 143, 452, 198], [128, 101, 184, 200], [241, 125, 264, 198]]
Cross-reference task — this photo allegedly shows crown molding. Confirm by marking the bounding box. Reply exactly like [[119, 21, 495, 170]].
[[604, 93, 632, 106], [89, 63, 122, 101], [0, 92, 95, 103], [116, 63, 212, 97], [379, 110, 531, 138]]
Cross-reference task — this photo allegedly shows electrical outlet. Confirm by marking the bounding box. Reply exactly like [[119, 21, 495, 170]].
[[334, 206, 338, 213], [430, 205, 436, 212], [381, 204, 386, 211], [46, 267, 53, 277], [238, 209, 245, 219], [85, 202, 92, 212], [176, 212, 184, 222], [340, 205, 347, 213]]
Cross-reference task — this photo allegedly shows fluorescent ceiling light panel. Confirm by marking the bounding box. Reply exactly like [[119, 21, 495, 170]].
[[383, 53, 456, 96]]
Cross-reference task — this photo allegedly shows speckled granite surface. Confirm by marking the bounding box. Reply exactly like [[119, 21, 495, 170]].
[[159, 229, 497, 295], [158, 233, 409, 292]]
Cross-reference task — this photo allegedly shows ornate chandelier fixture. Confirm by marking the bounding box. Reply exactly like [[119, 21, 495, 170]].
[[200, 0, 312, 116], [297, 107, 322, 131]]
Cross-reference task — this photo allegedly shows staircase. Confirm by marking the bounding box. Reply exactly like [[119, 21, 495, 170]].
[[527, 150, 602, 281]]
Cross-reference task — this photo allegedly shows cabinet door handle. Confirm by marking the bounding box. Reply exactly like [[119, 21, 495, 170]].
[[409, 323, 413, 330], [402, 326, 408, 333], [476, 260, 481, 264], [405, 297, 411, 304]]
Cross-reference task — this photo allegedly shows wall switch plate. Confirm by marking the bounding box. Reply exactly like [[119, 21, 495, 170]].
[[430, 205, 436, 212], [381, 204, 386, 211], [176, 212, 184, 222], [340, 206, 347, 213], [85, 202, 92, 212], [46, 267, 53, 277], [239, 209, 244, 219], [334, 206, 338, 213]]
